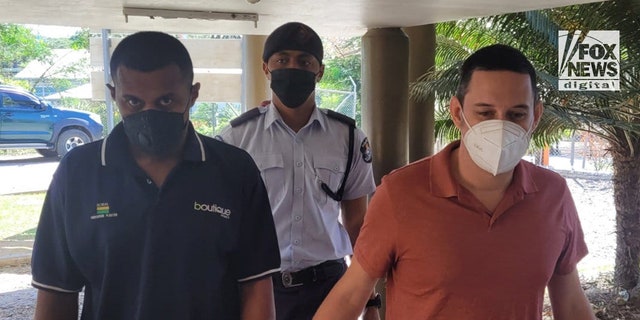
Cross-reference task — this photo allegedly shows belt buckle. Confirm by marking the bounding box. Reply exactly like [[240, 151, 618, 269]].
[[281, 272, 302, 288]]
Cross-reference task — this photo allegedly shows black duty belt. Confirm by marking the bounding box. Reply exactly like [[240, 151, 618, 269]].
[[274, 259, 345, 288]]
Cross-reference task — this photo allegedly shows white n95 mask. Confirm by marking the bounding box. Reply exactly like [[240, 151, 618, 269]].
[[461, 113, 532, 176]]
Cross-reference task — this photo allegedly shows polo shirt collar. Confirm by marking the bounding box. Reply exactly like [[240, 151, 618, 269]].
[[100, 121, 206, 167], [264, 103, 326, 131], [429, 140, 538, 198], [429, 141, 460, 198], [512, 156, 539, 195]]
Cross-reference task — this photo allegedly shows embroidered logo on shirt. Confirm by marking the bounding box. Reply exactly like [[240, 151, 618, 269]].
[[360, 137, 372, 163], [90, 202, 118, 220], [193, 201, 231, 219]]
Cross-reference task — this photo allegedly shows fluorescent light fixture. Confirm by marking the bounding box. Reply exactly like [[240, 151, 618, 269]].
[[123, 7, 259, 27]]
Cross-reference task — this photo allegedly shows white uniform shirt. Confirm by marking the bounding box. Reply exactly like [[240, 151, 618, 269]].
[[217, 104, 376, 272]]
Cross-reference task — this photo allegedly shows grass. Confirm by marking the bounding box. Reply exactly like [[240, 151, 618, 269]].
[[0, 192, 46, 241]]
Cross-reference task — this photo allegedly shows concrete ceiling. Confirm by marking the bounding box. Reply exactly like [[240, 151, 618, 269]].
[[0, 0, 603, 37]]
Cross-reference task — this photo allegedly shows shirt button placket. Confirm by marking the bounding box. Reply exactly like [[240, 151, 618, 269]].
[[291, 136, 305, 260]]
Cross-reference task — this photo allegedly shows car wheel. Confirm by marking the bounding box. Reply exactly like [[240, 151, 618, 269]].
[[56, 129, 90, 158], [37, 149, 59, 158]]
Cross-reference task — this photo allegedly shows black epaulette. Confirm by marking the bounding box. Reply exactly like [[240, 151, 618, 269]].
[[230, 107, 263, 127], [326, 109, 356, 128]]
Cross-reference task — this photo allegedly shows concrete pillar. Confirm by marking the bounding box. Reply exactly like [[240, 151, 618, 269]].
[[101, 29, 115, 133], [362, 29, 409, 319], [362, 28, 410, 186], [403, 24, 436, 162], [242, 35, 269, 111]]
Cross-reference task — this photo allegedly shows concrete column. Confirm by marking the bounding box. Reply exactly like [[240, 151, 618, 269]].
[[241, 35, 269, 111], [362, 28, 410, 186], [403, 24, 436, 161], [101, 29, 115, 133], [362, 29, 409, 319]]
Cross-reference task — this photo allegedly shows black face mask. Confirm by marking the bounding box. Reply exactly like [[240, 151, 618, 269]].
[[123, 108, 188, 157], [269, 68, 317, 108]]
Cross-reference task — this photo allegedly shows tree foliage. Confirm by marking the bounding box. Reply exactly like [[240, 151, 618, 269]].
[[190, 102, 241, 136], [319, 37, 362, 125], [69, 28, 90, 50], [0, 24, 50, 74]]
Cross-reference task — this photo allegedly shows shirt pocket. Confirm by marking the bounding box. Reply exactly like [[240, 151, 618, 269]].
[[253, 154, 285, 203], [313, 156, 346, 204]]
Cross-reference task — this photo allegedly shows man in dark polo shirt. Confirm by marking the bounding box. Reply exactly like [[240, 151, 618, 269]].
[[31, 31, 281, 320]]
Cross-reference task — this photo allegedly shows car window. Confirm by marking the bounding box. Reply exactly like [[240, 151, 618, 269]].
[[1, 94, 10, 108], [2, 92, 41, 110]]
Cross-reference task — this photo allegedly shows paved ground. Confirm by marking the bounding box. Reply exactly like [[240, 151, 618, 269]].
[[0, 155, 58, 196], [0, 264, 35, 320]]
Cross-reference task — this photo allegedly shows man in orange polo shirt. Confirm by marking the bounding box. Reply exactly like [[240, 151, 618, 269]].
[[314, 44, 595, 320]]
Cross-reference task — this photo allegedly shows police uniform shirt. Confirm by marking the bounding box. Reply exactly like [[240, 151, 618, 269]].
[[217, 104, 376, 272], [31, 122, 281, 320]]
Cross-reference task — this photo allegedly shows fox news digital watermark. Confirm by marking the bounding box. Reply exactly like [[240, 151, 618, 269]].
[[558, 30, 620, 91]]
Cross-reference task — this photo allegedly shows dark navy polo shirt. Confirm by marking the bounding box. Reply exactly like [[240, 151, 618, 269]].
[[31, 122, 281, 320]]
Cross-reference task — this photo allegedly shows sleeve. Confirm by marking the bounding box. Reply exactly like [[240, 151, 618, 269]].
[[233, 158, 281, 282], [31, 161, 84, 293], [554, 185, 589, 275], [354, 179, 397, 279], [342, 128, 376, 200]]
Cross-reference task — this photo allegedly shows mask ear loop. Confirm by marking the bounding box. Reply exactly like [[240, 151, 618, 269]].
[[460, 110, 475, 136], [180, 86, 195, 129], [524, 116, 535, 138]]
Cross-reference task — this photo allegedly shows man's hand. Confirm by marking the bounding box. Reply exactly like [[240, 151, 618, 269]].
[[314, 257, 378, 320], [239, 277, 276, 320]]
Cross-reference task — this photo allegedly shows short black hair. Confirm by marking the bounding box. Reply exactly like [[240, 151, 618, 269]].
[[110, 31, 194, 84], [262, 22, 323, 64], [456, 44, 538, 104]]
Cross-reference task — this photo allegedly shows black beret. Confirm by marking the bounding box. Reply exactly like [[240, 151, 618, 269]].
[[262, 22, 323, 64]]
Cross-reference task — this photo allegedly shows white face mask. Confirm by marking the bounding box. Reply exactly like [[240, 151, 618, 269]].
[[461, 112, 532, 176]]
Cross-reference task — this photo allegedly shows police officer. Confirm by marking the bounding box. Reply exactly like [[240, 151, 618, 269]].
[[217, 22, 379, 320]]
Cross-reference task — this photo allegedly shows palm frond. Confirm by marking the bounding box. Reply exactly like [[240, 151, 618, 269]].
[[410, 62, 462, 106], [413, 0, 640, 150]]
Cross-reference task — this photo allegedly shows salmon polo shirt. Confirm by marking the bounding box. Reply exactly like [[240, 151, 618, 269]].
[[355, 141, 588, 320]]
